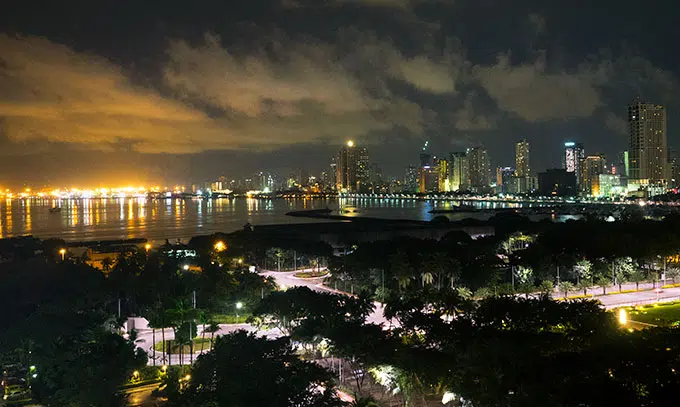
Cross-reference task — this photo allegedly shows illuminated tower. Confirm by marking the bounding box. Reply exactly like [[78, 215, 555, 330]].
[[467, 147, 490, 193], [564, 141, 585, 190], [515, 139, 530, 177], [335, 140, 359, 193], [449, 152, 469, 191], [628, 102, 668, 185]]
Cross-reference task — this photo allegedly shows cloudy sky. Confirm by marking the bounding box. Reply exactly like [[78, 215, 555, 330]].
[[0, 0, 677, 188]]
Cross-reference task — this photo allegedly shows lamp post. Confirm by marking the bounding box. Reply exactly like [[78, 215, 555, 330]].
[[144, 243, 151, 253], [59, 248, 66, 261], [235, 302, 243, 321]]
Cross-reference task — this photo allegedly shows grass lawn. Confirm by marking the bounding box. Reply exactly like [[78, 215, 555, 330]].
[[153, 338, 213, 354], [294, 270, 329, 278], [211, 313, 250, 324], [627, 302, 680, 327]]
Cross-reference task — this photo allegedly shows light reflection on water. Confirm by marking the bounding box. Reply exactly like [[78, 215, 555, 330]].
[[0, 197, 542, 242]]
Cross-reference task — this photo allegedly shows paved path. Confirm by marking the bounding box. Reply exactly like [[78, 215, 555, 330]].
[[260, 269, 392, 326], [134, 324, 283, 366]]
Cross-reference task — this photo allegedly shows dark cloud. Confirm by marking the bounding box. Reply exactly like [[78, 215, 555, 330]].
[[0, 0, 678, 186]]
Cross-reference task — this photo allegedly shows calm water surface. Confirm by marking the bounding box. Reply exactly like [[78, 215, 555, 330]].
[[0, 197, 541, 242]]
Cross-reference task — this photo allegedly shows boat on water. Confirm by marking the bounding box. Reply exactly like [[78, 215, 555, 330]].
[[49, 207, 61, 213]]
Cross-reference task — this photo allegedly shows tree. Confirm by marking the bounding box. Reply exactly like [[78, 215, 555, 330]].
[[613, 257, 636, 291], [177, 331, 345, 407], [628, 268, 646, 291], [573, 259, 593, 287], [557, 281, 575, 299], [204, 320, 221, 352], [595, 274, 612, 295], [390, 251, 413, 292]]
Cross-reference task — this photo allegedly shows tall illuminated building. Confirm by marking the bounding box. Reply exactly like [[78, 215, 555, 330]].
[[404, 166, 418, 192], [564, 141, 585, 190], [335, 140, 359, 193], [448, 152, 469, 191], [515, 139, 530, 177], [356, 147, 370, 192], [583, 154, 606, 196], [436, 158, 449, 192], [467, 147, 491, 193], [628, 102, 668, 185]]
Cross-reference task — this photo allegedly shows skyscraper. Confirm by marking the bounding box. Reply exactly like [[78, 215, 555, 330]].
[[628, 102, 668, 185], [515, 139, 530, 177], [435, 157, 449, 192], [357, 147, 370, 192], [449, 152, 469, 191], [583, 154, 606, 196], [564, 141, 585, 190], [467, 147, 491, 193], [404, 166, 418, 192], [617, 151, 630, 178], [335, 140, 358, 192]]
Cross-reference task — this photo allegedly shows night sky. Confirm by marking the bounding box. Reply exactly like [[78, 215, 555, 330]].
[[1, 0, 678, 188]]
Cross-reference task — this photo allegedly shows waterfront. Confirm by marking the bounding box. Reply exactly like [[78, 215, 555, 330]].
[[0, 197, 556, 242]]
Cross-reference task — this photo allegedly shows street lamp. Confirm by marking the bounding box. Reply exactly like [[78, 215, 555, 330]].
[[214, 241, 226, 252], [59, 248, 66, 261], [237, 258, 243, 264], [618, 308, 628, 326], [144, 243, 151, 252], [236, 302, 243, 321], [183, 264, 190, 271]]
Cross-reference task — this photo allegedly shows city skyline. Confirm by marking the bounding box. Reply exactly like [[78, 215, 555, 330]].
[[0, 1, 679, 188]]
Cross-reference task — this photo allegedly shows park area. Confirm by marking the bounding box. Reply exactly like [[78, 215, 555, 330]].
[[627, 302, 680, 327]]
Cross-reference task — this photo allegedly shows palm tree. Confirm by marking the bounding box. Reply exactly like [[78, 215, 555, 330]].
[[420, 271, 434, 287], [167, 300, 196, 365], [205, 321, 221, 351], [390, 251, 413, 292], [198, 311, 209, 355], [558, 281, 575, 299], [423, 251, 450, 291]]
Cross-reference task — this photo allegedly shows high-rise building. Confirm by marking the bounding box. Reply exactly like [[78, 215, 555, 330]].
[[467, 147, 491, 193], [335, 140, 359, 192], [583, 154, 606, 196], [496, 167, 517, 194], [515, 139, 530, 177], [564, 141, 585, 190], [436, 158, 449, 192], [449, 152, 469, 191], [404, 166, 418, 193], [616, 151, 630, 178], [357, 147, 370, 192], [628, 102, 668, 185]]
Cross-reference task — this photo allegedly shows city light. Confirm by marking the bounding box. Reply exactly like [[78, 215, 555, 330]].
[[347, 140, 354, 147], [59, 248, 66, 261], [144, 243, 152, 252], [236, 302, 243, 309], [618, 308, 628, 325], [183, 264, 190, 271], [214, 241, 226, 252]]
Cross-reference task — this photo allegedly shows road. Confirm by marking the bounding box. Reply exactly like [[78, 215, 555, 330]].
[[135, 324, 283, 366], [581, 286, 680, 309], [259, 269, 392, 326], [123, 383, 162, 407]]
